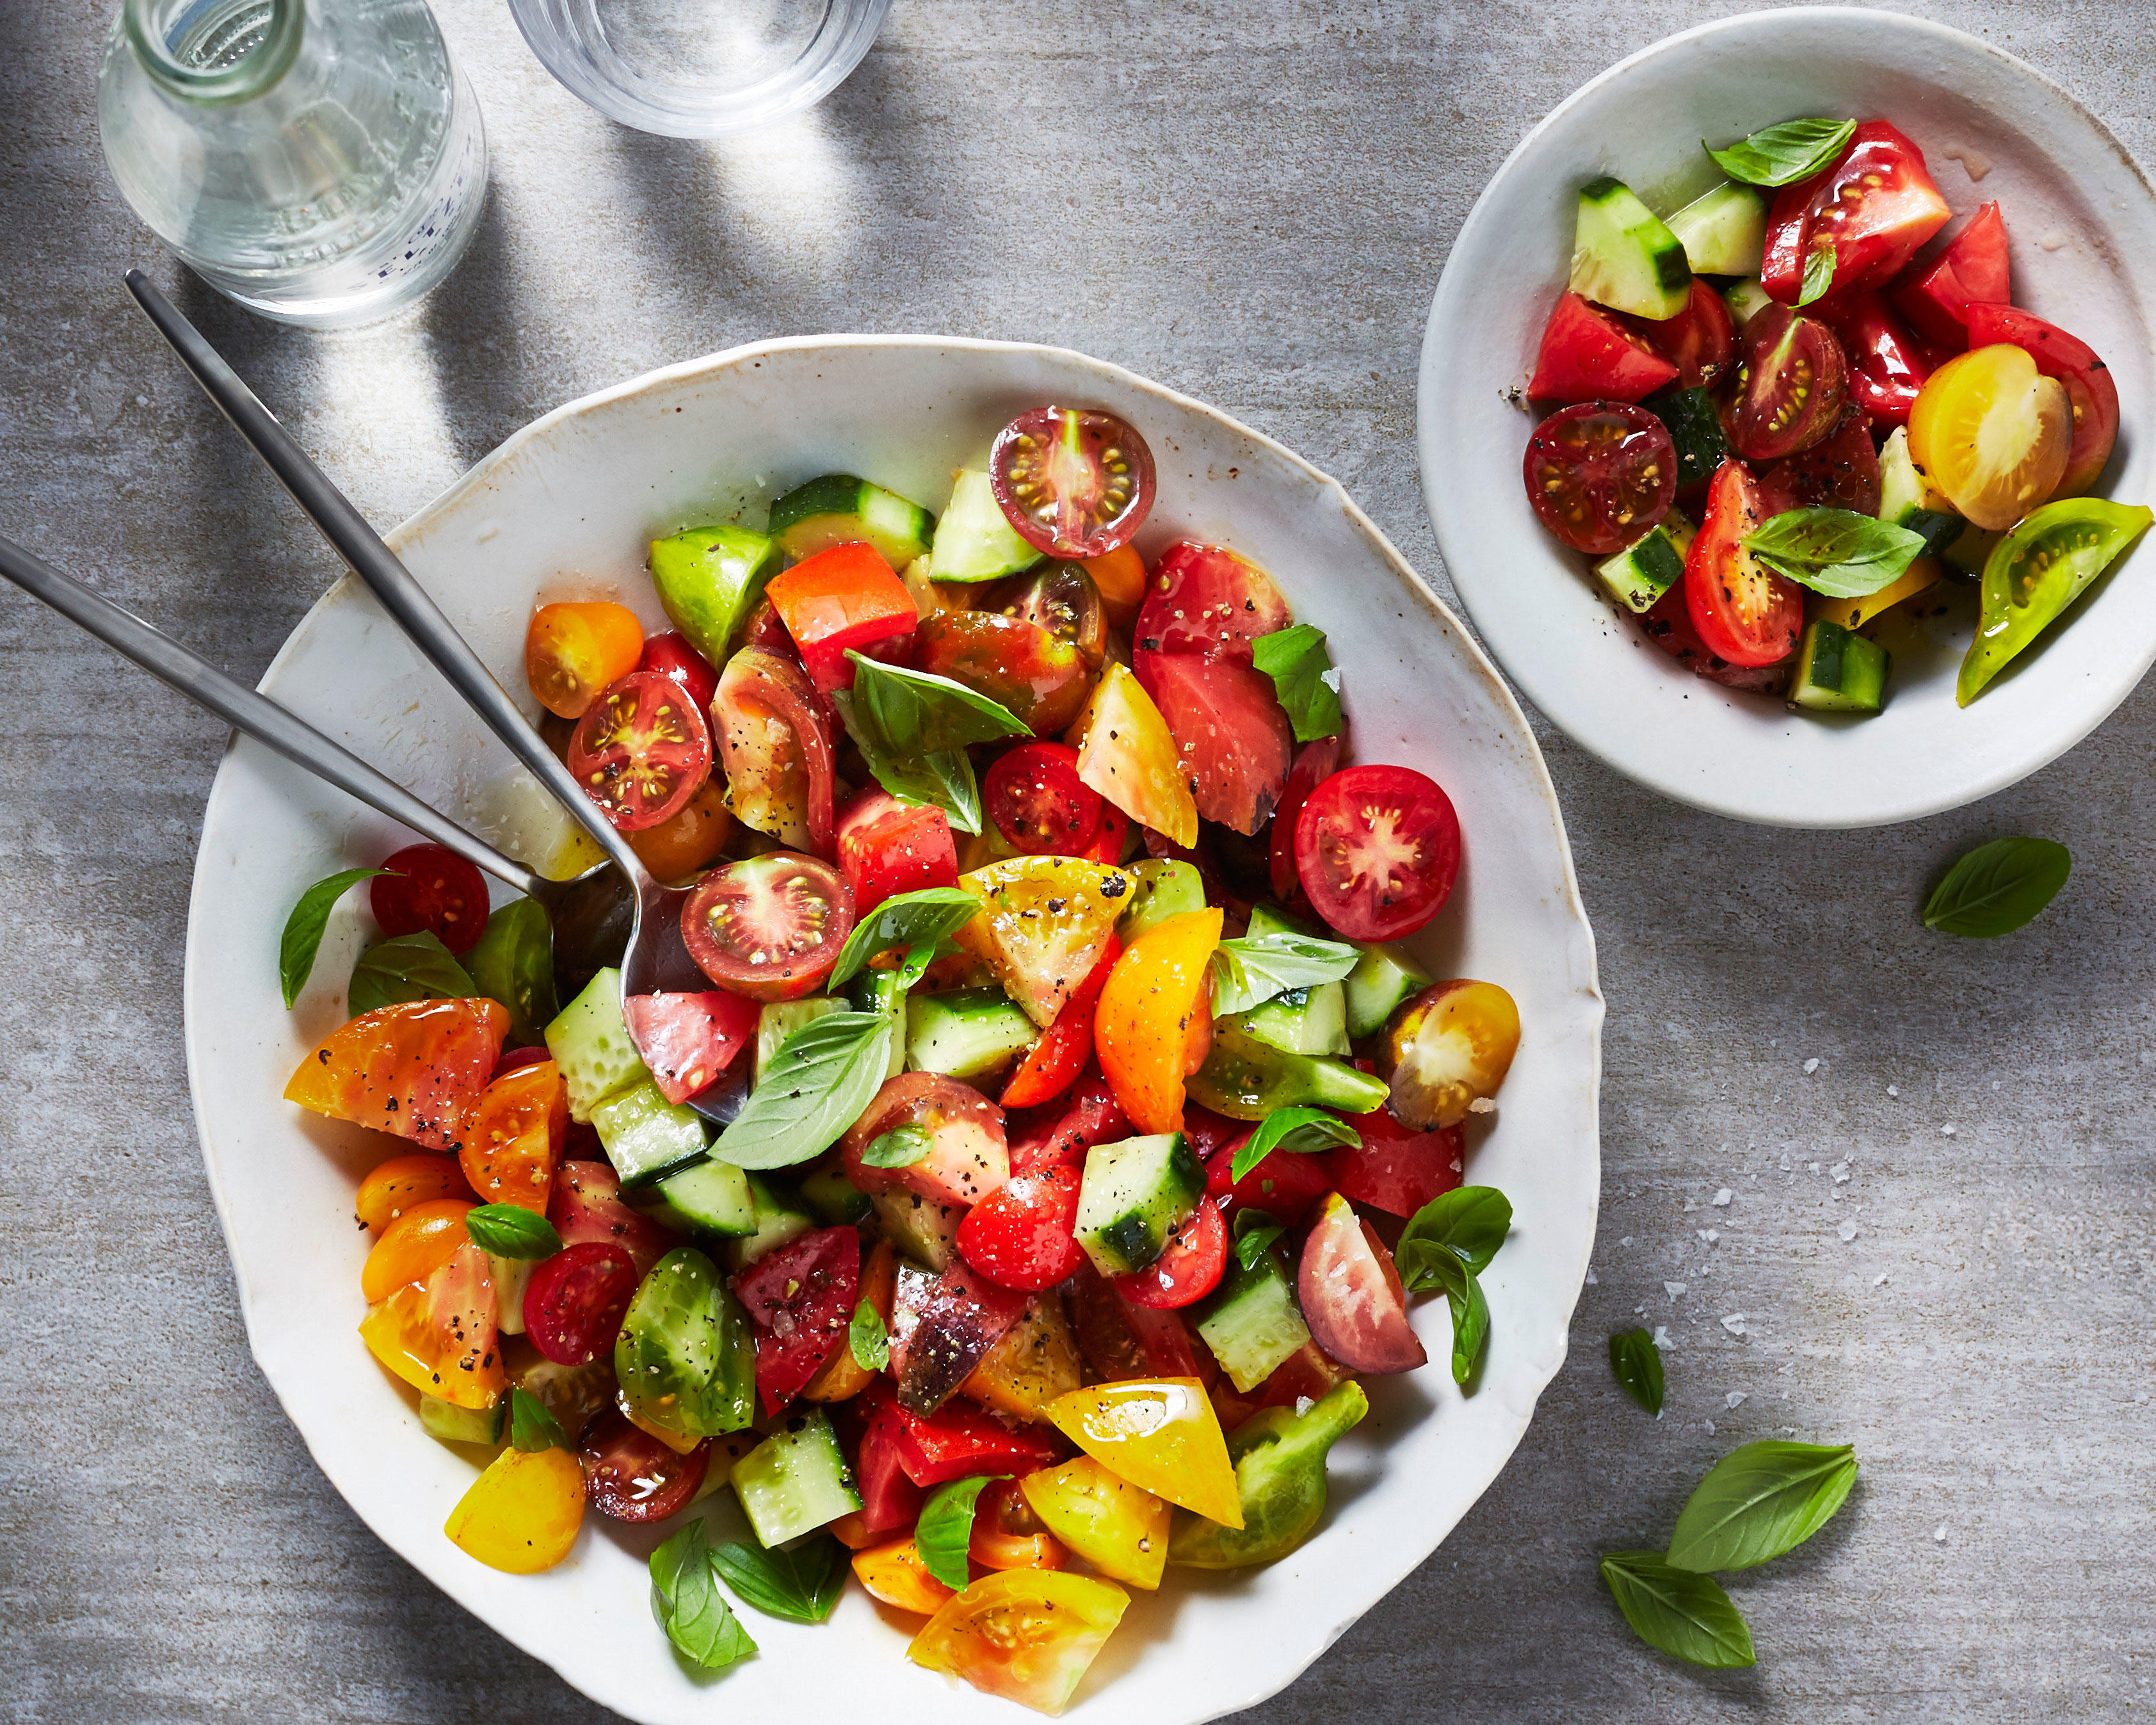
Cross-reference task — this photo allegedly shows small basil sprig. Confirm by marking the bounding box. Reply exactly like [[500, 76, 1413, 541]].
[[1705, 117, 1856, 188], [859, 1124, 934, 1169], [916, 1475, 1002, 1591], [1743, 508, 1927, 598], [1666, 1441, 1859, 1573], [1609, 1327, 1665, 1415], [712, 1012, 894, 1170], [832, 688, 985, 836], [849, 1297, 890, 1371], [828, 886, 981, 987], [508, 1387, 570, 1453], [465, 1204, 565, 1260], [348, 930, 477, 1017], [1600, 1551, 1756, 1669], [1798, 236, 1837, 307], [1211, 929, 1360, 1017], [1395, 1186, 1511, 1388], [280, 867, 390, 1008], [1228, 1106, 1360, 1187], [847, 651, 1032, 754], [708, 1534, 846, 1624], [1231, 1208, 1285, 1270], [650, 1520, 757, 1671], [1922, 836, 2071, 937], [1250, 624, 1344, 743]]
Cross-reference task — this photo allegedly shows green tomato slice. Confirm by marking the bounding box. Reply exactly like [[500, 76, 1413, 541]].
[[1959, 498, 2154, 705]]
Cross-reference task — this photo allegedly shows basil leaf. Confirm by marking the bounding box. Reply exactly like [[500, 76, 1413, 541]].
[[650, 1521, 757, 1671], [1228, 1106, 1360, 1187], [1609, 1327, 1665, 1415], [892, 941, 940, 992], [846, 652, 1031, 754], [1397, 1185, 1513, 1282], [1797, 235, 1837, 307], [1250, 624, 1344, 743], [508, 1386, 569, 1453], [849, 1297, 890, 1371], [712, 1011, 894, 1170], [1742, 508, 1927, 598], [463, 895, 557, 1046], [1211, 930, 1360, 1016], [465, 1203, 565, 1261], [833, 689, 985, 836], [1599, 1550, 1755, 1668], [1393, 1240, 1490, 1388], [1666, 1441, 1859, 1573], [280, 868, 391, 1008], [860, 1124, 933, 1169], [916, 1475, 1002, 1591], [708, 1534, 845, 1624], [1704, 117, 1856, 188], [347, 930, 477, 1017], [1922, 836, 2071, 937], [1232, 1209, 1285, 1270], [828, 886, 981, 987]]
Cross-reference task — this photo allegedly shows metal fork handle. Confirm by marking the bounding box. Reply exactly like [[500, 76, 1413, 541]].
[[123, 269, 648, 887], [0, 533, 548, 899]]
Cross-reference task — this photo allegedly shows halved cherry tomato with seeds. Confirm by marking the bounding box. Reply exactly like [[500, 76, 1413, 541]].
[[986, 742, 1104, 857], [566, 670, 713, 832], [913, 611, 1093, 736], [1684, 460, 1803, 670], [712, 645, 837, 855], [523, 1240, 640, 1366], [1111, 1196, 1226, 1310], [526, 601, 645, 720], [1624, 277, 1736, 390], [991, 563, 1110, 671], [990, 407, 1156, 559], [370, 843, 491, 954], [1761, 120, 1950, 303], [1964, 305, 2120, 498], [1293, 764, 1460, 943], [459, 1058, 568, 1212], [579, 1407, 709, 1523], [1908, 343, 2072, 531], [1726, 303, 1849, 464], [1522, 403, 1677, 556], [681, 852, 855, 1002], [1527, 291, 1679, 403], [1297, 1192, 1425, 1375], [1756, 407, 1882, 519]]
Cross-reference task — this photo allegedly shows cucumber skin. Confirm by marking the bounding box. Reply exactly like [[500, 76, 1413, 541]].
[[590, 1079, 710, 1190], [1666, 182, 1767, 277], [1790, 620, 1888, 714], [419, 1393, 504, 1446], [1645, 385, 1729, 492], [1186, 1027, 1390, 1121], [768, 473, 935, 567], [1343, 944, 1431, 1042], [905, 987, 1038, 1080], [1075, 1133, 1206, 1276], [1571, 177, 1691, 320]]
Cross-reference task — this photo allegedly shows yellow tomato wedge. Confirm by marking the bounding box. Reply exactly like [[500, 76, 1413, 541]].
[[962, 1294, 1084, 1421], [854, 1535, 958, 1614], [1065, 661, 1198, 848], [1908, 344, 2072, 531], [1814, 555, 1943, 630], [1019, 1455, 1173, 1589], [952, 855, 1132, 1028], [1095, 908, 1222, 1135], [908, 1571, 1130, 1715], [444, 1444, 585, 1573], [1043, 1378, 1243, 1528]]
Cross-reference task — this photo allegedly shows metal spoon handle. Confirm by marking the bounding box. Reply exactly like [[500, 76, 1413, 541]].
[[123, 270, 647, 886], [0, 533, 547, 899]]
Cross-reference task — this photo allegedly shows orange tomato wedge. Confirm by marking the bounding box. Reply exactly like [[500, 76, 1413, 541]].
[[1079, 545, 1147, 629], [525, 601, 645, 720], [1043, 1378, 1243, 1528], [908, 1571, 1130, 1714], [854, 1535, 958, 1614], [359, 1240, 506, 1409], [1094, 908, 1222, 1135], [459, 1059, 568, 1213], [354, 1152, 474, 1233], [286, 997, 507, 1153]]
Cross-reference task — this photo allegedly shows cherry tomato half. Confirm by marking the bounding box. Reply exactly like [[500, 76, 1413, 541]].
[[355, 1152, 475, 1233], [565, 670, 713, 832], [523, 1240, 640, 1366], [957, 1163, 1089, 1293], [713, 645, 837, 857], [1111, 1196, 1227, 1310], [1522, 403, 1677, 556], [990, 562, 1110, 670], [990, 407, 1157, 559], [1726, 304, 1850, 464], [526, 601, 645, 720], [1269, 733, 1341, 903], [1683, 460, 1803, 670], [579, 1407, 709, 1523], [1761, 121, 1949, 304], [1908, 343, 2071, 532], [638, 631, 720, 713], [370, 843, 492, 954], [1293, 764, 1461, 944], [1623, 277, 1735, 391], [1963, 304, 2120, 498], [986, 742, 1104, 856], [1133, 542, 1292, 663], [680, 852, 854, 1002]]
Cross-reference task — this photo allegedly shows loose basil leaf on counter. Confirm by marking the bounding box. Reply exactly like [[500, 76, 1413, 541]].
[[712, 1012, 893, 1170], [463, 894, 558, 1046], [859, 1124, 934, 1169], [828, 886, 981, 987], [1797, 235, 1837, 307], [849, 1297, 891, 1372], [508, 1387, 570, 1454], [709, 1534, 845, 1624], [1742, 508, 1926, 598], [915, 1475, 1004, 1591], [347, 930, 477, 1017], [466, 1203, 565, 1261], [1609, 1327, 1666, 1415], [1250, 624, 1344, 743], [1228, 1106, 1360, 1187], [1666, 1441, 1859, 1573], [1600, 1550, 1756, 1668], [1232, 1209, 1285, 1271], [1211, 929, 1360, 1017], [650, 1521, 757, 1671], [1704, 117, 1856, 188], [279, 867, 390, 1008], [1397, 1185, 1513, 1281], [1922, 836, 2071, 937], [833, 689, 985, 836], [846, 651, 1031, 754]]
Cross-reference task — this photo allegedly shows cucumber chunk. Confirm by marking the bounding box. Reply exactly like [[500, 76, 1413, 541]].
[[931, 469, 1046, 583], [873, 1188, 965, 1270], [419, 1393, 505, 1447], [723, 1172, 816, 1272], [1196, 1246, 1312, 1393], [799, 1158, 873, 1226], [591, 1079, 710, 1189], [1789, 620, 1888, 713], [768, 474, 935, 570], [756, 998, 843, 1088], [1118, 859, 1207, 941], [1343, 943, 1431, 1042], [487, 1252, 533, 1335], [654, 1157, 759, 1236], [543, 968, 645, 1122], [1237, 985, 1350, 1058], [1644, 385, 1729, 490], [1186, 1026, 1391, 1121], [1879, 426, 1992, 574], [1075, 1133, 1205, 1276], [906, 987, 1038, 1081], [1723, 278, 1776, 328], [1570, 176, 1691, 320], [1594, 508, 1696, 614], [731, 1407, 863, 1547], [846, 968, 910, 1085], [1664, 182, 1767, 277], [648, 524, 780, 665]]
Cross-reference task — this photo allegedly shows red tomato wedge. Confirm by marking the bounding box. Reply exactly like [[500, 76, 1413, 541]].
[[1269, 733, 1341, 903], [733, 1225, 861, 1415], [1064, 1261, 1206, 1382], [523, 1240, 640, 1366], [1819, 289, 1933, 426], [765, 541, 919, 693], [565, 669, 713, 832], [371, 843, 490, 954], [1250, 1340, 1355, 1411], [1203, 1136, 1333, 1224], [990, 406, 1157, 558], [881, 1382, 1064, 1486], [1522, 403, 1678, 556], [1623, 277, 1736, 390], [1762, 120, 1950, 303], [285, 997, 506, 1153], [1006, 1067, 1129, 1175], [637, 631, 720, 713], [1756, 407, 1883, 520], [1293, 764, 1461, 943], [842, 1071, 1011, 1208], [1080, 800, 1130, 865], [579, 1409, 709, 1523], [547, 1160, 676, 1279], [1892, 200, 2010, 352], [1111, 1196, 1227, 1310], [680, 852, 854, 1003], [1134, 542, 1293, 662], [622, 990, 759, 1105], [1527, 291, 1680, 403], [856, 1384, 926, 1534], [1964, 304, 2121, 496], [1297, 1192, 1426, 1374], [957, 1164, 1089, 1293], [1328, 1111, 1463, 1218], [1002, 936, 1119, 1111], [837, 788, 958, 915], [986, 741, 1104, 857], [1684, 460, 1803, 670], [711, 645, 837, 856], [1133, 651, 1293, 838]]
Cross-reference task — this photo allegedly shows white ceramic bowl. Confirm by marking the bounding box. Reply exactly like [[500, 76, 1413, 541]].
[[1419, 7, 2156, 828], [182, 337, 1603, 1724]]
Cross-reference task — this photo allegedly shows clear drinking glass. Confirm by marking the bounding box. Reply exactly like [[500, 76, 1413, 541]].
[[97, 0, 488, 328], [509, 0, 890, 138]]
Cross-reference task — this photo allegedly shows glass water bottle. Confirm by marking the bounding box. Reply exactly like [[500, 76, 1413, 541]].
[[97, 0, 488, 328]]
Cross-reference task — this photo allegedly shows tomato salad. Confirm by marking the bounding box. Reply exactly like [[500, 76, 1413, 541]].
[[280, 405, 1524, 1712], [1522, 117, 2150, 712]]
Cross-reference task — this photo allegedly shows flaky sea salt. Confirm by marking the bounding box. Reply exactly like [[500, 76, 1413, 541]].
[[1725, 1391, 1748, 1409], [1713, 1189, 1732, 1208], [1839, 1222, 1859, 1242], [1721, 1313, 1747, 1336], [1665, 1281, 1688, 1301], [1803, 1058, 1820, 1074]]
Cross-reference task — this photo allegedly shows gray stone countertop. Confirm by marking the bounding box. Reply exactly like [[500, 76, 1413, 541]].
[[1, 1, 2150, 1719]]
